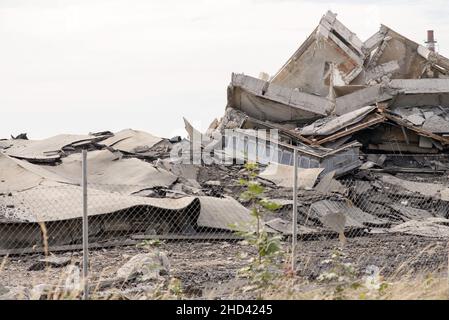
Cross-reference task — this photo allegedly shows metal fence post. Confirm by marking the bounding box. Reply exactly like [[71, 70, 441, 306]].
[[82, 150, 89, 300], [292, 149, 298, 272]]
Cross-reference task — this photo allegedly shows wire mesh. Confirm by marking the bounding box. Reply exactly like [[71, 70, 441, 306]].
[[1, 167, 449, 299], [293, 178, 449, 281]]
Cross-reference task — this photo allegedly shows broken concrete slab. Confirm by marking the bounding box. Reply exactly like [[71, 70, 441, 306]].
[[116, 251, 170, 281], [379, 174, 449, 201], [320, 210, 346, 236], [0, 184, 200, 223], [1, 149, 177, 195], [99, 129, 169, 155], [44, 150, 177, 194], [314, 171, 347, 194], [406, 114, 426, 126], [28, 256, 72, 271], [389, 204, 434, 221], [228, 73, 329, 123], [389, 79, 449, 95], [260, 163, 323, 189], [363, 60, 400, 84], [0, 181, 254, 251], [265, 218, 321, 236], [158, 160, 200, 181], [363, 25, 389, 54], [422, 115, 449, 134], [390, 218, 449, 238], [309, 199, 390, 229], [226, 129, 362, 176], [271, 11, 364, 96], [1, 134, 107, 163], [0, 152, 73, 193], [419, 136, 434, 149], [215, 107, 248, 134], [299, 106, 376, 136], [196, 196, 253, 231], [365, 26, 437, 79], [335, 84, 394, 115]]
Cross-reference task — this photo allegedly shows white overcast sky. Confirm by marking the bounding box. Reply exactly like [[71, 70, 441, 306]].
[[1, 0, 448, 139]]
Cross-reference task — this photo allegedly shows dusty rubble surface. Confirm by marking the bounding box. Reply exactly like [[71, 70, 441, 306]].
[[0, 235, 447, 300]]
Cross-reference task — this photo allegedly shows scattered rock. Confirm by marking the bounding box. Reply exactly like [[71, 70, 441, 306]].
[[0, 286, 29, 300], [116, 251, 170, 282], [204, 180, 221, 186], [28, 255, 72, 271], [390, 218, 449, 238]]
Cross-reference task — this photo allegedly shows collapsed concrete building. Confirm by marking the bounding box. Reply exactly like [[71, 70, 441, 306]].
[[3, 11, 449, 255], [208, 11, 449, 176], [0, 131, 254, 254]]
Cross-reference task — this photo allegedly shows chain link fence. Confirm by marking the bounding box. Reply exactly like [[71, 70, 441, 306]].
[[1, 157, 449, 299]]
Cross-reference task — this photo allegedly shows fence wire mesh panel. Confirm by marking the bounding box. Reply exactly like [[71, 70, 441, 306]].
[[293, 177, 449, 282], [1, 163, 449, 299]]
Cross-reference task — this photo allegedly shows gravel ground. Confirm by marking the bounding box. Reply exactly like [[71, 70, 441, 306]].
[[1, 234, 447, 299]]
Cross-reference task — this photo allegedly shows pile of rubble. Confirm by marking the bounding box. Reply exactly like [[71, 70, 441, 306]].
[[193, 11, 449, 237], [0, 129, 256, 253], [202, 11, 449, 177], [3, 11, 449, 254]]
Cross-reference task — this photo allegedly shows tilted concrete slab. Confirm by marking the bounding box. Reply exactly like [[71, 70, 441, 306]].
[[260, 163, 324, 189], [363, 25, 389, 54], [389, 79, 449, 94], [99, 129, 167, 154], [300, 106, 377, 136], [1, 149, 177, 195], [44, 150, 178, 194], [0, 152, 72, 194], [335, 84, 394, 115], [270, 11, 364, 96], [228, 73, 329, 122], [365, 26, 428, 79], [1, 134, 107, 163], [388, 79, 449, 108]]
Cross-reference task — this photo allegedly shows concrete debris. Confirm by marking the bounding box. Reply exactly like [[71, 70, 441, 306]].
[[314, 171, 347, 194], [225, 129, 362, 176], [390, 218, 449, 238], [214, 11, 449, 171], [271, 11, 364, 96], [0, 285, 29, 300], [99, 129, 170, 157], [0, 179, 253, 250], [388, 204, 434, 221], [28, 256, 72, 271], [406, 114, 426, 126], [215, 107, 248, 134], [0, 152, 72, 193], [309, 199, 390, 229], [379, 174, 449, 201], [1, 134, 110, 163], [11, 133, 28, 140], [196, 196, 252, 231], [228, 73, 329, 123], [260, 163, 323, 189], [299, 106, 377, 136], [116, 251, 170, 281], [44, 149, 178, 193], [265, 218, 323, 236], [320, 210, 346, 245], [4, 10, 449, 253]]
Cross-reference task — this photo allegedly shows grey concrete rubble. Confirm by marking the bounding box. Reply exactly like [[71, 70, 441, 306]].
[[3, 10, 449, 256], [194, 10, 449, 240], [116, 251, 170, 282]]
